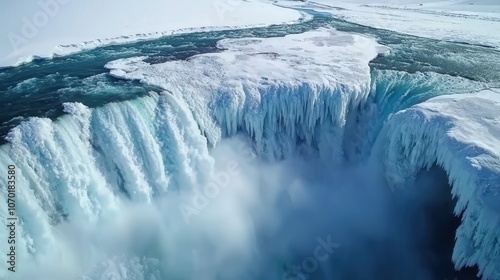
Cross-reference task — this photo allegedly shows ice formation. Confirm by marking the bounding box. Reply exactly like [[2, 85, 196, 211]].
[[383, 90, 500, 279], [105, 28, 500, 278], [105, 28, 389, 161], [1, 27, 499, 279], [0, 92, 219, 279]]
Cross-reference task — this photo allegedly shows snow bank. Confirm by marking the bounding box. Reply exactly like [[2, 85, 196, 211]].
[[105, 28, 389, 161], [0, 0, 302, 68], [282, 0, 500, 48], [383, 89, 500, 279]]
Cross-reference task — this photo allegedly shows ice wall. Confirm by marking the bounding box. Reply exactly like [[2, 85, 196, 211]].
[[105, 28, 388, 162], [382, 90, 500, 279], [345, 69, 484, 162], [0, 92, 217, 279]]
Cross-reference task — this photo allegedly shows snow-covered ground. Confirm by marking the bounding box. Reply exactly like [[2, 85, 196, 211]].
[[331, 0, 500, 13], [3, 0, 498, 68], [280, 0, 500, 49], [0, 0, 302, 68]]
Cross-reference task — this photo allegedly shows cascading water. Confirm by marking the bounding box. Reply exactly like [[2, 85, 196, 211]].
[[0, 11, 499, 280]]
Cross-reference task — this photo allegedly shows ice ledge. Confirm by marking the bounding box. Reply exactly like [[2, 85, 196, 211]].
[[105, 28, 388, 160], [383, 89, 500, 279]]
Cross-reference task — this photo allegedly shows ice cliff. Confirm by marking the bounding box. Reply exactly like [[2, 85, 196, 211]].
[[106, 28, 500, 278], [383, 90, 500, 279]]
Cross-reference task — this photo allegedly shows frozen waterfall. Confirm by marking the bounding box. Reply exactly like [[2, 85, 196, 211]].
[[0, 28, 498, 280]]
